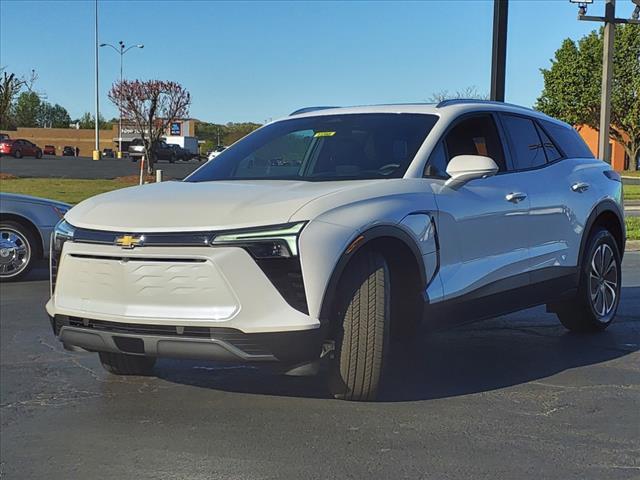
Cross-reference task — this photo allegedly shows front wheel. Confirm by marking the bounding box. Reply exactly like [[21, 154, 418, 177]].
[[98, 352, 156, 375], [0, 221, 36, 281], [35, 149, 42, 159], [13, 150, 22, 159], [554, 227, 621, 332], [328, 249, 390, 401]]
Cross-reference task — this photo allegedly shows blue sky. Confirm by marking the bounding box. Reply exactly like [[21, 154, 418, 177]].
[[1, 0, 636, 124]]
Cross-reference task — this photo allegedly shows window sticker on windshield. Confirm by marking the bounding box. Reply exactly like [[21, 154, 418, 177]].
[[314, 131, 336, 138]]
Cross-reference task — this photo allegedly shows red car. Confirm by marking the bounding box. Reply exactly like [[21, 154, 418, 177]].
[[0, 139, 43, 158], [43, 145, 56, 156]]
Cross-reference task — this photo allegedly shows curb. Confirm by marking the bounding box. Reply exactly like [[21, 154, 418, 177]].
[[626, 240, 640, 252]]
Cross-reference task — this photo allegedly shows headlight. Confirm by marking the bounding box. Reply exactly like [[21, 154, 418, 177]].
[[52, 219, 76, 255], [50, 220, 75, 296], [210, 222, 306, 258]]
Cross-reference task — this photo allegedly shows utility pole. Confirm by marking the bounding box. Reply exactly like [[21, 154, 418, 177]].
[[94, 0, 100, 160], [490, 0, 509, 102], [574, 0, 640, 163]]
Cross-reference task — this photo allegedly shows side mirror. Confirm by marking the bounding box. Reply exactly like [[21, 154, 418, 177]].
[[445, 155, 499, 188]]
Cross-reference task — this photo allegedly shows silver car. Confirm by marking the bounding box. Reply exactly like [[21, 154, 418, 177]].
[[0, 193, 70, 280]]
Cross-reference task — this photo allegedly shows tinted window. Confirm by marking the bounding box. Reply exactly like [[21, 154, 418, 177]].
[[501, 114, 547, 169], [535, 123, 562, 162], [187, 114, 438, 182], [442, 114, 506, 172], [540, 121, 594, 159]]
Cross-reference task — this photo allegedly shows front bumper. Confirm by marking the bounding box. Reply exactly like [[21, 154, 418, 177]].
[[50, 315, 322, 363], [47, 241, 322, 362]]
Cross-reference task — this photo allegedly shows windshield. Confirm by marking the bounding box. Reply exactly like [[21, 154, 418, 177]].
[[187, 113, 438, 182]]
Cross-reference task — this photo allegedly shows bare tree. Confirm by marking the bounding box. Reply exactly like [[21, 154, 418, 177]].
[[108, 80, 191, 173], [0, 68, 37, 129], [428, 86, 489, 104]]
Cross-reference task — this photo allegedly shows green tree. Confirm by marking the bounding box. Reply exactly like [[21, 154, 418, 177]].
[[76, 111, 110, 130], [14, 91, 41, 127], [195, 121, 262, 148], [536, 25, 640, 170], [38, 103, 71, 128]]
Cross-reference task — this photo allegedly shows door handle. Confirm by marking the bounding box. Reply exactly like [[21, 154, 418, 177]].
[[571, 182, 590, 193], [505, 192, 527, 203]]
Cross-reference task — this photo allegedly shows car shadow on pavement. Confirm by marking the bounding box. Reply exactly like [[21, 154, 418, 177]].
[[154, 286, 639, 402]]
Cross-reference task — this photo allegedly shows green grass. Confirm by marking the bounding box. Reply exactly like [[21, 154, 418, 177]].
[[0, 178, 135, 204], [624, 184, 640, 201], [621, 170, 640, 178], [627, 217, 640, 241]]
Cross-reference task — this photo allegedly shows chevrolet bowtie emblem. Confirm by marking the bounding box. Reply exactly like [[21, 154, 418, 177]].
[[115, 234, 144, 249]]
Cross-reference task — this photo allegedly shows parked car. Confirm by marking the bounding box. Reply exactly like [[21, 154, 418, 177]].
[[62, 146, 75, 156], [0, 133, 9, 142], [128, 139, 178, 163], [43, 145, 56, 156], [102, 148, 115, 158], [47, 101, 625, 401], [168, 144, 191, 161], [0, 193, 70, 281], [0, 139, 43, 158], [207, 145, 226, 161]]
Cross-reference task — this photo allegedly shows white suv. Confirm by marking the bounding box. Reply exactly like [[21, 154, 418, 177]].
[[47, 101, 625, 401]]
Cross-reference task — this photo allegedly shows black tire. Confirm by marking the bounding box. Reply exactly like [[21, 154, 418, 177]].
[[328, 249, 390, 401], [169, 153, 176, 164], [35, 149, 42, 159], [0, 220, 37, 281], [14, 149, 22, 159], [98, 352, 156, 375], [554, 227, 621, 332]]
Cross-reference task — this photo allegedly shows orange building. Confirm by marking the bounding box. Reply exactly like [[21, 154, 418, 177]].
[[577, 125, 627, 171]]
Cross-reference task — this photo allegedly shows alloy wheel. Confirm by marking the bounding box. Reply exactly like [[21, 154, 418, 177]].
[[589, 244, 618, 319], [0, 228, 31, 278]]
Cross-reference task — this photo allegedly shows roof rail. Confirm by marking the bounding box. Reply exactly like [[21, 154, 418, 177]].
[[289, 106, 339, 116], [435, 98, 536, 112]]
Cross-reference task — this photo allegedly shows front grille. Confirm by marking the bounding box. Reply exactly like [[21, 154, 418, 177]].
[[67, 317, 212, 337], [60, 317, 272, 355]]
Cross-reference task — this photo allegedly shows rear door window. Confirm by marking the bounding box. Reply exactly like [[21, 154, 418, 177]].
[[535, 123, 562, 162], [501, 114, 547, 170], [539, 120, 594, 159]]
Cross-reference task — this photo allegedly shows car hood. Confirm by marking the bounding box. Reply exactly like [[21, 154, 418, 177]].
[[64, 180, 384, 232], [0, 192, 70, 210]]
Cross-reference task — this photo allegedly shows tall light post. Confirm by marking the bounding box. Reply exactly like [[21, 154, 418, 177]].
[[100, 41, 144, 157], [93, 0, 99, 160], [571, 0, 640, 164]]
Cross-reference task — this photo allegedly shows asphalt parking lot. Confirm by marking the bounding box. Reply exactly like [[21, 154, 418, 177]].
[[0, 155, 203, 180], [1, 254, 638, 479]]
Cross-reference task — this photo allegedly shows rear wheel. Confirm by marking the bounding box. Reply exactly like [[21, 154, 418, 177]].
[[35, 149, 42, 159], [13, 149, 22, 159], [0, 221, 36, 281], [169, 153, 176, 163], [554, 227, 621, 332], [328, 249, 389, 401], [98, 352, 156, 375]]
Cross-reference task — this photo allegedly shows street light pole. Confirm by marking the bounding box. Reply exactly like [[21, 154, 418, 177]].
[[119, 41, 124, 156], [100, 41, 144, 157], [599, 0, 615, 164], [94, 0, 100, 160], [490, 0, 509, 102], [574, 0, 640, 164]]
